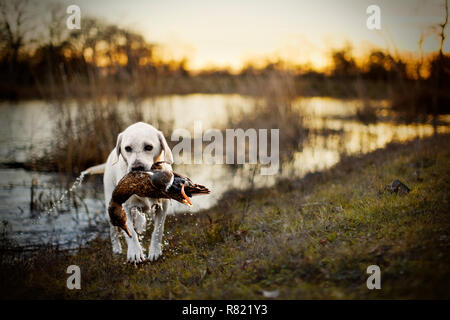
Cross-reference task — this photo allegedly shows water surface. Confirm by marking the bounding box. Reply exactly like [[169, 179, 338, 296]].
[[1, 94, 448, 248]]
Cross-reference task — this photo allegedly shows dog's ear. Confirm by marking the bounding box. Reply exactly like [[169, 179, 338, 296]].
[[112, 132, 123, 165], [156, 130, 174, 164]]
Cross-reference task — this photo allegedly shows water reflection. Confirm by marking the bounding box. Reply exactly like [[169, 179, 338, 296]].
[[0, 94, 448, 247]]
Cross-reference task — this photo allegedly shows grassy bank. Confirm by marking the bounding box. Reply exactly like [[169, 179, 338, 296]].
[[1, 134, 449, 299]]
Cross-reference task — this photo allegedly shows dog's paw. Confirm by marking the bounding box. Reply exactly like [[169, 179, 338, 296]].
[[148, 245, 162, 261], [127, 244, 146, 264]]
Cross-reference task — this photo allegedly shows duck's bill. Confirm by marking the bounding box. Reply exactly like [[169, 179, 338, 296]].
[[181, 184, 193, 206], [122, 225, 132, 238]]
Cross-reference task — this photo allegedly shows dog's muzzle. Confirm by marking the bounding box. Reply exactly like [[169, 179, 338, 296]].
[[131, 162, 148, 172]]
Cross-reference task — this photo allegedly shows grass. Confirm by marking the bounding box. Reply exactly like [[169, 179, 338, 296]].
[[1, 134, 449, 299]]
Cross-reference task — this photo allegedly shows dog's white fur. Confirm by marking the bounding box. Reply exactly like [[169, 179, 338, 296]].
[[86, 122, 173, 263]]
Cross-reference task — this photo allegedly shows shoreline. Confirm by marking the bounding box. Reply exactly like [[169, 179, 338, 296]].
[[1, 133, 449, 299]]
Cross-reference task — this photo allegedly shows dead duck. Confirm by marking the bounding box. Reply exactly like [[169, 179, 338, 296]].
[[108, 161, 210, 237]]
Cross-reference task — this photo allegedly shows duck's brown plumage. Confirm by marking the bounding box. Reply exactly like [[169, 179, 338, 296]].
[[108, 162, 210, 237]]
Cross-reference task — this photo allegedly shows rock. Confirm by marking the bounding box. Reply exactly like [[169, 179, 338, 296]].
[[386, 179, 411, 195], [262, 289, 279, 298]]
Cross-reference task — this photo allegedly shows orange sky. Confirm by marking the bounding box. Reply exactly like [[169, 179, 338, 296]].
[[52, 0, 449, 71]]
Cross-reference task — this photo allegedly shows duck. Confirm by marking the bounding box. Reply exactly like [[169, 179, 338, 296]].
[[108, 161, 210, 237]]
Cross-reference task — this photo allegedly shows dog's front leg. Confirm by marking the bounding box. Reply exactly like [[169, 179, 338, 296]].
[[148, 200, 168, 261], [124, 209, 146, 264]]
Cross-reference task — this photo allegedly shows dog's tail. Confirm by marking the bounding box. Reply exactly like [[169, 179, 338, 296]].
[[81, 163, 106, 176]]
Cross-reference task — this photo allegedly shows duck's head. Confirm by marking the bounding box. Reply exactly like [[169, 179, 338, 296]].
[[148, 161, 174, 192], [149, 161, 193, 206], [108, 201, 132, 238], [150, 161, 172, 172]]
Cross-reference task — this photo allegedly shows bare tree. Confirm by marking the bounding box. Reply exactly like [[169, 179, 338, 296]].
[[438, 0, 449, 59], [44, 2, 67, 46], [432, 0, 449, 130], [0, 0, 34, 65]]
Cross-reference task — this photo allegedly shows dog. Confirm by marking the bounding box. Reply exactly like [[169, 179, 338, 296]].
[[83, 122, 173, 263]]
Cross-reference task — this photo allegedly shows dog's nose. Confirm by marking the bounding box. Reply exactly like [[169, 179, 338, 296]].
[[131, 165, 146, 172], [131, 161, 146, 171]]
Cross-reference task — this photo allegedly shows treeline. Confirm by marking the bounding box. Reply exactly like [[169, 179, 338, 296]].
[[0, 0, 449, 116], [0, 0, 189, 99]]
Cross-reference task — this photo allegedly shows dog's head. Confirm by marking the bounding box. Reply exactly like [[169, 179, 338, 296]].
[[113, 122, 173, 173]]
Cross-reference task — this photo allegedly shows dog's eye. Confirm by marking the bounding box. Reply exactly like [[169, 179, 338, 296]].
[[124, 146, 132, 152], [144, 145, 153, 151]]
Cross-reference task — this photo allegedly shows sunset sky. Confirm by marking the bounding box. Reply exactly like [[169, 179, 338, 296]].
[[52, 0, 449, 70]]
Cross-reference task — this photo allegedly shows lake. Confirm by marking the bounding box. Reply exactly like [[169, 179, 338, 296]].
[[1, 94, 448, 249]]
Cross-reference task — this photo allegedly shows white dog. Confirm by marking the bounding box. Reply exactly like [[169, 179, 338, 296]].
[[83, 122, 173, 263]]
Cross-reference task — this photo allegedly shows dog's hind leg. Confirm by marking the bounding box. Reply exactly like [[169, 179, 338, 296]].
[[148, 199, 168, 261], [131, 207, 147, 234], [105, 185, 122, 255], [109, 224, 122, 255]]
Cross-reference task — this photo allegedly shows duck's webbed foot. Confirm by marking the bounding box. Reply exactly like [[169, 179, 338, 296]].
[[151, 202, 162, 213]]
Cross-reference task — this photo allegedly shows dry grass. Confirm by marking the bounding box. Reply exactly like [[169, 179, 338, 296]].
[[1, 133, 449, 299], [29, 96, 174, 176]]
